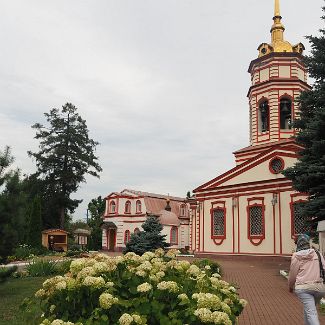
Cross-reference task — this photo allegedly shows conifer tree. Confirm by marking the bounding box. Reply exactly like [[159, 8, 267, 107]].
[[28, 103, 102, 228], [28, 195, 42, 248], [124, 216, 169, 255], [283, 6, 325, 222]]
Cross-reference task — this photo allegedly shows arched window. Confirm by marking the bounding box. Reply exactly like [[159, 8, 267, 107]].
[[180, 204, 186, 217], [125, 201, 131, 214], [109, 201, 116, 213], [170, 227, 178, 245], [280, 98, 292, 130], [136, 200, 142, 213], [134, 228, 140, 234], [259, 100, 269, 132], [124, 230, 130, 244]]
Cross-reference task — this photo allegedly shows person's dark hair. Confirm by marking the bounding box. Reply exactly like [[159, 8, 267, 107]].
[[296, 234, 310, 252]]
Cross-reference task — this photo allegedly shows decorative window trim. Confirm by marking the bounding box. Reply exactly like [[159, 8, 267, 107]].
[[269, 156, 285, 174], [247, 198, 265, 246], [124, 230, 130, 244], [124, 200, 131, 214], [109, 201, 116, 214], [136, 200, 142, 214], [170, 226, 178, 245], [290, 197, 309, 239], [210, 201, 226, 245]]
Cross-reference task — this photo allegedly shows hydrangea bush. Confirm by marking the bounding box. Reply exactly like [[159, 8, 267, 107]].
[[35, 249, 247, 325]]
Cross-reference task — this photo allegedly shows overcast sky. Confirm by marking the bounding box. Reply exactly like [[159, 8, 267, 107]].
[[0, 0, 323, 221]]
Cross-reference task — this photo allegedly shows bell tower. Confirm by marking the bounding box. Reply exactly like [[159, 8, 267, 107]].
[[247, 0, 311, 147]]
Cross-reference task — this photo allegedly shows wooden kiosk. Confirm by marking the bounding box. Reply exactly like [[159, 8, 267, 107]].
[[42, 229, 68, 252]]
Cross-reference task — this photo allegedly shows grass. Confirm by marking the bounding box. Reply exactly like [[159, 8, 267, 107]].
[[0, 276, 47, 325]]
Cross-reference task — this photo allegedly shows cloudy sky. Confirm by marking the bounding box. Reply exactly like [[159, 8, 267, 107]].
[[0, 0, 323, 221]]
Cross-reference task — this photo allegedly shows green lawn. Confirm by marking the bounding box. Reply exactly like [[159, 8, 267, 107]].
[[0, 276, 47, 325]]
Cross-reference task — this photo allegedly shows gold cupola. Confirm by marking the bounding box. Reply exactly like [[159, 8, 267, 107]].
[[257, 0, 305, 57]]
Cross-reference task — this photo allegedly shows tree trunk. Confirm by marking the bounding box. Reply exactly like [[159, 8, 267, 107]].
[[60, 206, 65, 229]]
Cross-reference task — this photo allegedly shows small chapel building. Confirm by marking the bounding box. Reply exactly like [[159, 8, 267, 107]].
[[191, 0, 311, 256], [101, 189, 190, 251]]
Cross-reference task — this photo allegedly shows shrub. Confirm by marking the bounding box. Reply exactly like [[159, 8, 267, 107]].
[[35, 250, 247, 324], [26, 259, 57, 277], [193, 259, 222, 277], [54, 260, 72, 275], [0, 265, 18, 283], [13, 244, 34, 260]]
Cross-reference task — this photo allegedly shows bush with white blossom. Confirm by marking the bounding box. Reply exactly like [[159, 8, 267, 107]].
[[35, 249, 247, 325]]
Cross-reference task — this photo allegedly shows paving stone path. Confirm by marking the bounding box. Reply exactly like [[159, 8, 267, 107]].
[[216, 256, 325, 325]]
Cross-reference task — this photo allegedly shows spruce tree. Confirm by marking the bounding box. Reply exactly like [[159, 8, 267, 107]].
[[28, 103, 102, 228], [283, 6, 325, 222], [124, 216, 169, 255]]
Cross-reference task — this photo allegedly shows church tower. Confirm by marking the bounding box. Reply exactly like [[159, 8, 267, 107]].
[[193, 0, 311, 256], [246, 0, 310, 150]]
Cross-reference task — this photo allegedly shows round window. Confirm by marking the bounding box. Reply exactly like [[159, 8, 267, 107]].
[[270, 158, 284, 174]]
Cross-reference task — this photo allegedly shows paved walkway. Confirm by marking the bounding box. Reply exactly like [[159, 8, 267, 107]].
[[213, 256, 325, 325]]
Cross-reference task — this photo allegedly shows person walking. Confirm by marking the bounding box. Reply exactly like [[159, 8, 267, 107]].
[[288, 234, 325, 325]]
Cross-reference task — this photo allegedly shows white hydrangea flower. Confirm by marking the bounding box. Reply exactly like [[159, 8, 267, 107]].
[[132, 314, 144, 324], [49, 304, 56, 313], [157, 281, 179, 293], [70, 259, 85, 275], [137, 282, 152, 293], [205, 265, 211, 270], [239, 299, 248, 307], [119, 313, 134, 325], [186, 265, 201, 277], [194, 308, 212, 323], [35, 288, 46, 298], [99, 293, 118, 309], [82, 276, 105, 288], [55, 281, 67, 290], [229, 286, 236, 293], [165, 249, 180, 259], [93, 262, 108, 274], [211, 311, 232, 325]]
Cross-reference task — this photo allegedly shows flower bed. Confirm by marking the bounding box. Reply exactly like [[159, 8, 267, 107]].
[[35, 249, 247, 325]]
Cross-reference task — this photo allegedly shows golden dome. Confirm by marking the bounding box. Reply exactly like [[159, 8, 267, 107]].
[[257, 0, 304, 57]]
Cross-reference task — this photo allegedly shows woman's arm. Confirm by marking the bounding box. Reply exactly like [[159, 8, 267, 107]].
[[288, 254, 299, 291]]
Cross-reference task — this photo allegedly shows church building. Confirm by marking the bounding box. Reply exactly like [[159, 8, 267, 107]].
[[101, 189, 190, 251], [191, 0, 311, 256]]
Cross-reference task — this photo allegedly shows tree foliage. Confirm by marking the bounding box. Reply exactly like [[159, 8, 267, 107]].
[[87, 196, 105, 250], [28, 103, 102, 228], [124, 216, 169, 255], [27, 195, 43, 248], [0, 148, 29, 261], [283, 7, 325, 222]]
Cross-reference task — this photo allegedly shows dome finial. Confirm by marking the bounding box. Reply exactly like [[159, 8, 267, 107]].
[[274, 0, 281, 17]]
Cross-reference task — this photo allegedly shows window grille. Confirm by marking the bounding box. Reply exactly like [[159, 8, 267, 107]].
[[293, 202, 307, 235], [124, 230, 130, 244], [212, 209, 225, 236], [270, 158, 284, 173], [249, 206, 263, 236], [170, 227, 178, 244]]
